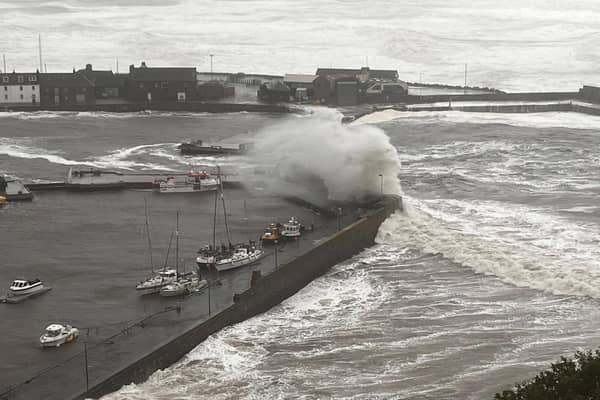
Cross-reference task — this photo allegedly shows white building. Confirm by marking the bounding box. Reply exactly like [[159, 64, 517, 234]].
[[1, 73, 40, 104]]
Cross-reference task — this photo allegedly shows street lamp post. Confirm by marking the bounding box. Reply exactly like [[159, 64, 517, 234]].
[[83, 341, 89, 391], [209, 54, 214, 74], [337, 207, 342, 231], [378, 174, 383, 193]]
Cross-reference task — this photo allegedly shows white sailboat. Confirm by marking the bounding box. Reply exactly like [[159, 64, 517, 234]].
[[136, 202, 179, 295], [159, 212, 208, 297], [196, 167, 265, 272]]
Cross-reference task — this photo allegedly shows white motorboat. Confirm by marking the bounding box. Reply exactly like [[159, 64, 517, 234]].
[[40, 324, 79, 348], [157, 170, 218, 194], [8, 278, 44, 296], [281, 217, 304, 240], [160, 274, 208, 297], [196, 243, 265, 272], [135, 269, 178, 295]]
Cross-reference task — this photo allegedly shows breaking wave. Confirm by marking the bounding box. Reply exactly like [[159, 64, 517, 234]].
[[377, 197, 600, 299], [355, 109, 600, 130]]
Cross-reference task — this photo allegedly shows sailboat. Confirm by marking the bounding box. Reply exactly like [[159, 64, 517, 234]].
[[196, 167, 265, 272], [135, 201, 178, 295], [160, 211, 208, 297]]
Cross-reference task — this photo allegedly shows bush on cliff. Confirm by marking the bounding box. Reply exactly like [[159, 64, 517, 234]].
[[495, 350, 600, 400]]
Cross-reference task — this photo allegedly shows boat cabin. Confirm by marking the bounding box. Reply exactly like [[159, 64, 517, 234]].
[[158, 270, 177, 279], [45, 324, 65, 337], [10, 278, 41, 290]]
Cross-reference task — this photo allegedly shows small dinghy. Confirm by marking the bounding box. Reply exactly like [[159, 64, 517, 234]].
[[40, 324, 79, 348]]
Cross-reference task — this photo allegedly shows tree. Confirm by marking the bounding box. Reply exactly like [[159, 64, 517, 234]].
[[495, 350, 600, 400]]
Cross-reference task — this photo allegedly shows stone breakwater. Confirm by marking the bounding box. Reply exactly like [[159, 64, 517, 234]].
[[70, 195, 401, 400]]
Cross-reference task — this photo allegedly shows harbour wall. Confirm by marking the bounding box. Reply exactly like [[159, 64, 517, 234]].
[[71, 195, 401, 400], [0, 101, 292, 114], [406, 91, 579, 104]]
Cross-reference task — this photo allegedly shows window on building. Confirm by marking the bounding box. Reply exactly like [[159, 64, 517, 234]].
[[2, 76, 8, 83], [161, 82, 168, 89], [19, 86, 23, 91], [28, 76, 37, 82], [31, 86, 35, 90], [17, 75, 24, 83], [4, 95, 7, 100], [3, 86, 6, 91], [20, 94, 23, 100]]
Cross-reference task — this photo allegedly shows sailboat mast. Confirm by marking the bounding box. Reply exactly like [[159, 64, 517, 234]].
[[176, 210, 179, 273], [144, 198, 154, 273], [212, 167, 219, 251], [219, 167, 232, 246]]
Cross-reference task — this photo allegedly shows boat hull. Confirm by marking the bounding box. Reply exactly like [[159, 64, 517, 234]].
[[135, 285, 163, 295], [8, 283, 45, 297]]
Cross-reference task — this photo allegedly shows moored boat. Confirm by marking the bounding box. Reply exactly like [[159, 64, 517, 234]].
[[281, 217, 304, 240], [260, 223, 282, 244], [40, 324, 79, 348], [8, 278, 45, 296], [196, 242, 264, 272], [195, 166, 265, 272], [135, 269, 178, 295], [157, 170, 219, 194], [160, 274, 208, 297]]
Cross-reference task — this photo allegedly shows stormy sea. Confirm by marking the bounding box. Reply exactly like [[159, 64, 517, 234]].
[[1, 1, 600, 399]]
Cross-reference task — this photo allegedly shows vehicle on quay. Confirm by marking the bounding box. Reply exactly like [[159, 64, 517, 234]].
[[0, 195, 5, 206], [40, 324, 79, 348], [280, 217, 304, 240], [260, 223, 282, 244], [157, 170, 219, 194], [196, 166, 265, 272], [8, 278, 45, 297]]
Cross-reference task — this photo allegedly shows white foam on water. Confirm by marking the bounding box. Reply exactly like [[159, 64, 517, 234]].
[[355, 109, 600, 130], [102, 257, 391, 399], [0, 138, 97, 167], [377, 197, 600, 298]]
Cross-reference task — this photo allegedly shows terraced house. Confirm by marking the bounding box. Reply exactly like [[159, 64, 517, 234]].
[[0, 71, 40, 104]]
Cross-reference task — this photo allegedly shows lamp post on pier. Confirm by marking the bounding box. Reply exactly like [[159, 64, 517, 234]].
[[378, 174, 384, 194], [209, 54, 214, 74]]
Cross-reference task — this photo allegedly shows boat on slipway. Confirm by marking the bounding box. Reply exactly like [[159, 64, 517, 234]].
[[157, 170, 219, 194], [39, 324, 79, 348], [196, 167, 265, 272]]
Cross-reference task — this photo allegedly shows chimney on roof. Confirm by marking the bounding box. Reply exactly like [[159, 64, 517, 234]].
[[86, 64, 92, 72], [140, 61, 147, 68], [129, 64, 134, 74]]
